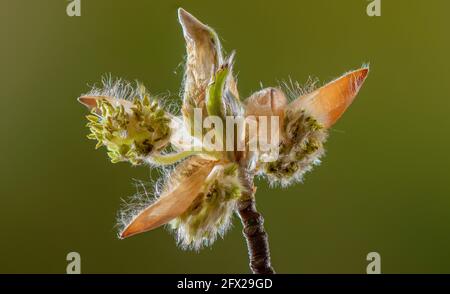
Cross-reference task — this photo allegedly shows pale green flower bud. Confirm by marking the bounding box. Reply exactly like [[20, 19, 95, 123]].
[[170, 163, 242, 250], [84, 95, 171, 166]]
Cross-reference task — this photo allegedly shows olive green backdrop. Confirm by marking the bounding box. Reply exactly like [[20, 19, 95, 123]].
[[1, 0, 449, 273]]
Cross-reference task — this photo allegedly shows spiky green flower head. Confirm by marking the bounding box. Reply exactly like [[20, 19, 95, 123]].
[[85, 93, 171, 166], [261, 107, 328, 187], [170, 163, 243, 250]]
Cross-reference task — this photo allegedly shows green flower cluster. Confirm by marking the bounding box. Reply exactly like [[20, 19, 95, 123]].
[[86, 96, 171, 165], [262, 109, 328, 186], [170, 163, 242, 250]]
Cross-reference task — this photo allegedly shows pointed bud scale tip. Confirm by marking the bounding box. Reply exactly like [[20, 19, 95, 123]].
[[178, 8, 210, 40], [78, 96, 97, 109], [290, 66, 369, 128], [78, 96, 134, 112]]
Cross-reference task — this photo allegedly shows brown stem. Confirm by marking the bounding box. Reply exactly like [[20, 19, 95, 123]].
[[237, 169, 275, 274]]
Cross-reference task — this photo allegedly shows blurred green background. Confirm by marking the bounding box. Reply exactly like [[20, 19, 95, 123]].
[[1, 0, 449, 273]]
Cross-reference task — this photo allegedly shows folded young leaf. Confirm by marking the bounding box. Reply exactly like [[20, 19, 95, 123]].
[[178, 8, 223, 111], [245, 87, 288, 127], [179, 8, 241, 140]]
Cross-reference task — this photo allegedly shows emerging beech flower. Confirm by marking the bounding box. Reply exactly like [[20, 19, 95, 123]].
[[79, 80, 173, 165], [78, 8, 369, 274]]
